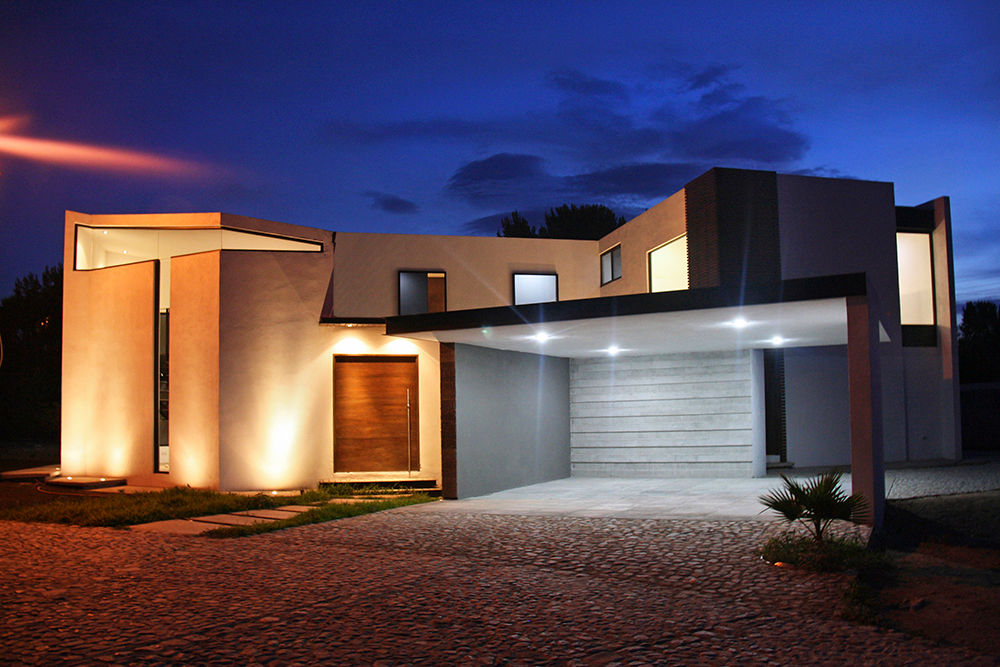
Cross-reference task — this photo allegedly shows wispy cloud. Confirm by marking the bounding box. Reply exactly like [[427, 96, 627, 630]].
[[363, 191, 419, 214]]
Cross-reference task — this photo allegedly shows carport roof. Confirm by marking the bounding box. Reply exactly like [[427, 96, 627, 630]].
[[386, 272, 879, 358]]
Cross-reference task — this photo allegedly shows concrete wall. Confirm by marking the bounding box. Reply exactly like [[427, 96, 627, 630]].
[[597, 190, 686, 297], [783, 346, 851, 468], [570, 351, 753, 477], [61, 213, 160, 483], [331, 233, 599, 319], [453, 344, 570, 498], [776, 175, 907, 464]]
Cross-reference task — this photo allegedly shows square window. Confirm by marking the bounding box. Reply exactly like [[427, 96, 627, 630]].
[[399, 271, 446, 315]]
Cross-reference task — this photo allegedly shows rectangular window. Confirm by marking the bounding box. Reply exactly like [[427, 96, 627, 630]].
[[399, 271, 446, 315], [648, 234, 688, 293], [513, 273, 557, 305], [896, 232, 934, 325], [600, 245, 622, 285]]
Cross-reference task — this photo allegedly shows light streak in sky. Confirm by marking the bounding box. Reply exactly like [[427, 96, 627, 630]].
[[0, 115, 211, 177]]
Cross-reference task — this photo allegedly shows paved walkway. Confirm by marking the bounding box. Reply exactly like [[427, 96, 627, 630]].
[[405, 460, 1000, 521], [2, 508, 995, 665]]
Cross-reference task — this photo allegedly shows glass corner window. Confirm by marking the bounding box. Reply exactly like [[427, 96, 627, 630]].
[[600, 245, 622, 285]]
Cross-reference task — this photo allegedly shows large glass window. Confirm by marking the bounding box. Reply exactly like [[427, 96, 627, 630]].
[[896, 232, 934, 325], [600, 245, 622, 285], [399, 271, 446, 315], [648, 234, 688, 293], [513, 273, 557, 305]]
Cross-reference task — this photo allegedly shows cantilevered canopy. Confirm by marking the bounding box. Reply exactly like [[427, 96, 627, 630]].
[[387, 273, 887, 358]]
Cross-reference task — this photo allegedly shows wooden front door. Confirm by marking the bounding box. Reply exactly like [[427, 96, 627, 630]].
[[334, 355, 419, 472]]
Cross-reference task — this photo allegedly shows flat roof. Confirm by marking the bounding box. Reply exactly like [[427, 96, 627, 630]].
[[386, 273, 874, 358]]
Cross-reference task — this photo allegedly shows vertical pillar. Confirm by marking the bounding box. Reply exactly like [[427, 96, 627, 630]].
[[439, 343, 457, 499], [846, 294, 885, 529]]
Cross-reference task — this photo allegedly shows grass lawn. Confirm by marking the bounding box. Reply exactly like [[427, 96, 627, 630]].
[[0, 485, 435, 530]]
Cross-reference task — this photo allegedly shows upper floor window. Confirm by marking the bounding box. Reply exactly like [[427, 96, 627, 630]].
[[600, 245, 622, 285], [513, 273, 557, 305], [648, 234, 688, 293], [896, 232, 934, 325], [399, 271, 446, 315]]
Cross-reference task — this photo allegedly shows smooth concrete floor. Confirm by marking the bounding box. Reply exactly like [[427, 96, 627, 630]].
[[403, 460, 1000, 521]]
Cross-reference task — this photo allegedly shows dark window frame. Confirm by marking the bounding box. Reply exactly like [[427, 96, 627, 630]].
[[600, 245, 622, 286], [398, 270, 447, 316], [512, 272, 559, 305]]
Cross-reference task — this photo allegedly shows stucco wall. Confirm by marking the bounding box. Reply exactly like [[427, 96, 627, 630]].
[[597, 190, 686, 297], [776, 175, 907, 463], [216, 245, 334, 490], [169, 250, 221, 488], [61, 213, 160, 482], [331, 233, 599, 319], [453, 344, 570, 498]]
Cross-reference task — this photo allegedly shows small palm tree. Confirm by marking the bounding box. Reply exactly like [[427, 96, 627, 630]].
[[759, 472, 868, 544]]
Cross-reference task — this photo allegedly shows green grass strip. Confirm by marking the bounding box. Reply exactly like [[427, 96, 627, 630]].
[[0, 486, 284, 527], [204, 494, 436, 538]]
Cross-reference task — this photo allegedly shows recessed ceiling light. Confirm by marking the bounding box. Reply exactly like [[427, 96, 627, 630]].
[[770, 335, 785, 346], [730, 317, 749, 329], [532, 332, 550, 342]]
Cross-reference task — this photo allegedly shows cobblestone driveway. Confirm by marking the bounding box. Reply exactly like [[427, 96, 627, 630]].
[[1, 507, 993, 665]]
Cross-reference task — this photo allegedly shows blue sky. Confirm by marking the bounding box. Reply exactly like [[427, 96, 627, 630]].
[[1, 1, 998, 303]]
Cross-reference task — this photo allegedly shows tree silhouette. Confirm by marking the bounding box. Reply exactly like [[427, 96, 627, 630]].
[[0, 264, 63, 441], [958, 300, 1000, 383], [498, 204, 626, 240]]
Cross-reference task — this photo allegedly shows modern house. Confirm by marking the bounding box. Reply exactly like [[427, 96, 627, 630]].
[[60, 167, 960, 525]]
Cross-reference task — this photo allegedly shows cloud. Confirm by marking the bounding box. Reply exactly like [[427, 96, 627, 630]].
[[668, 97, 808, 163], [363, 191, 419, 214], [546, 69, 628, 99], [445, 153, 562, 208], [569, 162, 706, 199], [446, 153, 704, 209], [684, 64, 739, 91]]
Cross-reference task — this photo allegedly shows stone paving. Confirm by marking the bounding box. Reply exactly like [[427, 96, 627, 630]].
[[2, 506, 995, 665]]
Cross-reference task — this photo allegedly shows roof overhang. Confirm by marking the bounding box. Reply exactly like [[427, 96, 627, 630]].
[[386, 273, 884, 358]]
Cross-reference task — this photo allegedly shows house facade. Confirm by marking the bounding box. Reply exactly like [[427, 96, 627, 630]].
[[60, 168, 960, 523]]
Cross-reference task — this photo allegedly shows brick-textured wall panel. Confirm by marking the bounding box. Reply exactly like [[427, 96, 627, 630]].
[[684, 170, 720, 289], [439, 343, 457, 499], [684, 168, 781, 296]]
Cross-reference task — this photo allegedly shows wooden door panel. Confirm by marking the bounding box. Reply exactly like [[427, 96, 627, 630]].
[[334, 356, 419, 472]]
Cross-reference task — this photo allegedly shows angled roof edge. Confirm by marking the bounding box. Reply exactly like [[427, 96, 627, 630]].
[[385, 272, 868, 336]]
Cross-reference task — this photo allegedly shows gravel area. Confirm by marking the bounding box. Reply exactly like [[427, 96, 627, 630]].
[[886, 460, 1000, 499], [1, 508, 995, 665]]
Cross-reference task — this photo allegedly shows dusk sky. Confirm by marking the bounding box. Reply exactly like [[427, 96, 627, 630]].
[[1, 1, 998, 303]]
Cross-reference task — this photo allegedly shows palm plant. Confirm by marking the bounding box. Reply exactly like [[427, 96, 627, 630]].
[[759, 472, 868, 544]]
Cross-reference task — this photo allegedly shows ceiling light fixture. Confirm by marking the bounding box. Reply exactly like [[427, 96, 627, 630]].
[[730, 317, 749, 329], [606, 345, 620, 356], [770, 335, 785, 346], [532, 332, 550, 342]]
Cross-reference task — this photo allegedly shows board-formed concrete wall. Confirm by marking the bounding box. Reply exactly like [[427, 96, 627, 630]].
[[570, 350, 753, 477], [453, 344, 570, 498]]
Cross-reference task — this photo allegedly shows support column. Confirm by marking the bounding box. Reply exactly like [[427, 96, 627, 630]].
[[439, 343, 457, 499], [846, 294, 885, 530]]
